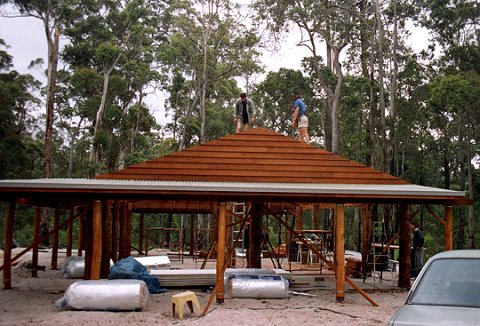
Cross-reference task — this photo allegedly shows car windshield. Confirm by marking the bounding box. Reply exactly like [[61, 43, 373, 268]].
[[410, 258, 480, 307]]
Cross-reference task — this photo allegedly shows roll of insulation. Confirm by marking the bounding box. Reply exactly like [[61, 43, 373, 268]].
[[56, 279, 149, 311], [227, 275, 290, 299]]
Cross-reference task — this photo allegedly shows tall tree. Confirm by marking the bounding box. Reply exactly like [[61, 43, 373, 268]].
[[62, 0, 166, 174], [0, 39, 42, 179], [254, 0, 359, 153], [160, 0, 262, 148]]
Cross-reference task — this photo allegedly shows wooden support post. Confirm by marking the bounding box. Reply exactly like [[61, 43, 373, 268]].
[[398, 204, 411, 288], [32, 207, 40, 278], [216, 202, 227, 304], [445, 205, 453, 251], [312, 203, 320, 230], [66, 209, 74, 257], [295, 206, 303, 231], [145, 222, 149, 257], [126, 202, 133, 255], [119, 201, 128, 259], [138, 212, 144, 255], [361, 205, 371, 277], [101, 200, 113, 279], [77, 210, 84, 257], [248, 202, 263, 268], [335, 204, 345, 302], [226, 205, 235, 267], [84, 208, 93, 279], [189, 213, 195, 257], [91, 200, 102, 280], [51, 208, 60, 270], [3, 202, 15, 289], [112, 200, 120, 261]]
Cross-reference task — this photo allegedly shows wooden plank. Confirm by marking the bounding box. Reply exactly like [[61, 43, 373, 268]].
[[132, 162, 378, 171], [426, 205, 445, 226], [126, 166, 393, 177], [156, 156, 359, 166]]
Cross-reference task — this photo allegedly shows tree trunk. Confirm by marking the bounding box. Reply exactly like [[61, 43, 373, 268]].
[[331, 48, 344, 154], [369, 28, 377, 168], [44, 25, 61, 179], [179, 93, 199, 150], [90, 68, 112, 170], [389, 0, 398, 176], [90, 53, 122, 173], [374, 0, 387, 172], [200, 32, 208, 144], [40, 24, 60, 242]]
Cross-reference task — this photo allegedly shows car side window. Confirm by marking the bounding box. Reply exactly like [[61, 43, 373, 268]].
[[410, 258, 480, 307]]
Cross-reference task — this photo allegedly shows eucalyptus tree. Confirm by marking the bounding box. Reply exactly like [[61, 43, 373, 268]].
[[2, 0, 95, 179], [428, 73, 480, 248], [160, 0, 262, 149], [62, 0, 167, 174], [0, 39, 43, 179], [414, 0, 480, 249], [253, 0, 359, 154]]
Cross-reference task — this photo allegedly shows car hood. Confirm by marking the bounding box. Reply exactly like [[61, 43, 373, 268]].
[[388, 304, 480, 326]]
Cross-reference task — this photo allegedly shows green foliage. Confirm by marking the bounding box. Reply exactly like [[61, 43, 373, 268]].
[[1, 0, 480, 252]]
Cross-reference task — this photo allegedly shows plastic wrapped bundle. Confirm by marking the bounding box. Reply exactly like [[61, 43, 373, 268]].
[[61, 256, 114, 279], [61, 256, 86, 279], [56, 279, 149, 311], [133, 256, 171, 270], [227, 274, 290, 299]]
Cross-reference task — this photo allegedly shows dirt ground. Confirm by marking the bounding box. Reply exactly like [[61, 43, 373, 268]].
[[0, 249, 408, 326]]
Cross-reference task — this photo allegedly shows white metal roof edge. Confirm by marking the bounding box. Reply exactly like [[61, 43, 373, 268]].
[[0, 179, 466, 197]]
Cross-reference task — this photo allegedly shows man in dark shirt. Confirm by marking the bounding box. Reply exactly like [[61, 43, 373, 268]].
[[411, 222, 425, 277], [234, 93, 255, 133]]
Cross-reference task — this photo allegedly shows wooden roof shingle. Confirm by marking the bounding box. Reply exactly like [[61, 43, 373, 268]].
[[95, 128, 409, 185]]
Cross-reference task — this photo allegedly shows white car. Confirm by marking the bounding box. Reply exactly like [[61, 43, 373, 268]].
[[388, 250, 480, 326]]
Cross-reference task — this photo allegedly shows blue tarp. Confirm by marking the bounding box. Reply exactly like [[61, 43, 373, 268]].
[[109, 256, 166, 294]]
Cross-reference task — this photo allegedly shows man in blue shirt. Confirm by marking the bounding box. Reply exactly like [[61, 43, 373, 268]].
[[291, 91, 310, 144]]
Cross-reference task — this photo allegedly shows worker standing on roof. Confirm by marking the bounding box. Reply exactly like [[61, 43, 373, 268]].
[[291, 91, 310, 144], [234, 92, 255, 133]]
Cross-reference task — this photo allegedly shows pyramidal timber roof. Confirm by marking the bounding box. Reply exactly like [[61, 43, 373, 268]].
[[0, 128, 467, 205], [95, 127, 408, 185]]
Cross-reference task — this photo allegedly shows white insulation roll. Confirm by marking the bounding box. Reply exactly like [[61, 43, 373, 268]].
[[61, 256, 114, 279], [61, 256, 85, 279], [227, 275, 290, 299], [56, 279, 149, 311]]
